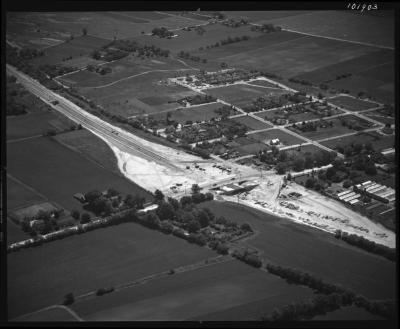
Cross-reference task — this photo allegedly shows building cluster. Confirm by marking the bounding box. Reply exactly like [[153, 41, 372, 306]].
[[336, 180, 395, 205]]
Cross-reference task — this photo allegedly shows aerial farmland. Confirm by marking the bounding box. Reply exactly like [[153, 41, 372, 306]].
[[4, 5, 397, 325]]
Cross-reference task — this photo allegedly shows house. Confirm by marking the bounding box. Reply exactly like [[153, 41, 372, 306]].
[[270, 138, 280, 145], [73, 193, 86, 203]]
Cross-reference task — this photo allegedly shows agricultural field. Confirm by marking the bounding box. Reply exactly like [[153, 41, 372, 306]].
[[320, 131, 395, 153], [252, 10, 395, 48], [7, 222, 215, 319], [79, 71, 199, 117], [7, 136, 152, 213], [30, 35, 109, 67], [7, 175, 45, 210], [248, 128, 304, 146], [6, 12, 205, 47], [312, 306, 385, 321], [288, 115, 375, 141], [201, 33, 378, 78], [231, 115, 273, 130], [131, 22, 264, 53], [327, 95, 379, 112], [222, 11, 309, 22], [295, 49, 394, 104], [58, 55, 190, 88], [70, 260, 314, 321], [14, 306, 81, 322], [204, 83, 288, 109], [201, 201, 396, 300], [7, 218, 31, 244], [364, 109, 395, 126]]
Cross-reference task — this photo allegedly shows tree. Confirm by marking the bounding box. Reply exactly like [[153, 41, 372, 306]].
[[276, 163, 286, 175], [85, 190, 102, 204], [156, 202, 176, 221], [342, 180, 352, 188], [82, 27, 88, 36], [305, 178, 316, 189], [196, 209, 211, 228], [191, 184, 201, 194], [293, 157, 305, 172], [63, 293, 75, 305], [154, 189, 165, 203], [80, 212, 91, 224], [145, 212, 161, 229], [365, 164, 377, 176], [240, 223, 252, 232], [187, 219, 201, 233], [71, 209, 80, 220]]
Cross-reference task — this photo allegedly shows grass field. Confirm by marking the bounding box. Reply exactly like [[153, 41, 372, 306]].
[[70, 260, 314, 321], [234, 142, 269, 156], [246, 79, 284, 88], [256, 108, 321, 124], [231, 115, 273, 130], [288, 115, 374, 141], [364, 110, 395, 125], [249, 128, 304, 145], [59, 56, 188, 88], [151, 102, 231, 125], [320, 131, 395, 152], [201, 201, 396, 300], [7, 136, 151, 212], [80, 71, 199, 117], [328, 96, 379, 112], [54, 129, 121, 174], [7, 222, 215, 319], [204, 83, 288, 109], [7, 111, 74, 140]]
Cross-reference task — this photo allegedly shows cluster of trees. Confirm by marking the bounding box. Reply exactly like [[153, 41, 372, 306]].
[[20, 208, 65, 236], [334, 230, 395, 261], [87, 64, 112, 75], [106, 39, 171, 58], [151, 27, 174, 38], [232, 249, 262, 268], [18, 48, 45, 60], [177, 50, 208, 63], [70, 210, 91, 224], [251, 23, 282, 33], [200, 35, 251, 52], [263, 293, 350, 321], [91, 48, 128, 62], [221, 18, 249, 27], [257, 147, 337, 174], [38, 64, 77, 78], [178, 94, 216, 106], [339, 116, 370, 131], [266, 263, 351, 295], [83, 189, 123, 216], [6, 77, 28, 116], [288, 77, 312, 86], [242, 94, 293, 113], [195, 68, 259, 85], [265, 262, 395, 320]]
